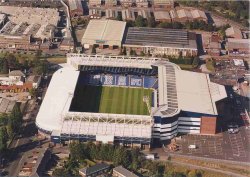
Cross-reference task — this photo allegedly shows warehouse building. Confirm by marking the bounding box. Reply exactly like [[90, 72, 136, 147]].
[[152, 0, 174, 9], [154, 11, 171, 22], [176, 9, 193, 23], [225, 26, 243, 39], [123, 28, 198, 57], [81, 19, 126, 49], [0, 6, 60, 52], [227, 38, 250, 56]]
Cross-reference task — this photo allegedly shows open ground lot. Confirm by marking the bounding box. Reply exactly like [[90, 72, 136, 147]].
[[70, 85, 152, 115]]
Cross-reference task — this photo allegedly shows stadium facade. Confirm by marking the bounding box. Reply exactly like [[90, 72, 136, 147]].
[[36, 54, 227, 147]]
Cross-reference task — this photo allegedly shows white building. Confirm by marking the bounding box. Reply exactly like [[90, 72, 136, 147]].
[[81, 19, 126, 49]]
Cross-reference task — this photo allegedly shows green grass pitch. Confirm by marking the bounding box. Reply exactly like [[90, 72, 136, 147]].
[[70, 85, 153, 115]]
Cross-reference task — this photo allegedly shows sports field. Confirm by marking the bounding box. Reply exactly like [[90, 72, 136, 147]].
[[70, 85, 152, 115]]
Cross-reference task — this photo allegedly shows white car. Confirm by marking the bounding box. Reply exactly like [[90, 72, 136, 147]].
[[228, 124, 239, 134]]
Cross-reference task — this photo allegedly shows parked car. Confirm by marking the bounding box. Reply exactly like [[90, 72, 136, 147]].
[[228, 123, 239, 134]]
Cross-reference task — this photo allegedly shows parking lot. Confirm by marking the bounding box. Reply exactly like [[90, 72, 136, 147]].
[[175, 126, 250, 162]]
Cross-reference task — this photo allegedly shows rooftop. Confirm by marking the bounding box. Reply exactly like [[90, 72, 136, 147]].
[[177, 9, 192, 19], [113, 166, 138, 177], [26, 75, 41, 83], [0, 98, 16, 114], [79, 163, 109, 176], [82, 19, 126, 42], [227, 38, 250, 49], [68, 0, 83, 11], [124, 28, 197, 49], [225, 26, 242, 39], [190, 9, 207, 19], [9, 70, 25, 77], [154, 11, 171, 20]]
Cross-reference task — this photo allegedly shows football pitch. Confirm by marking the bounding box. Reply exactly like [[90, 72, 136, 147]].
[[70, 85, 152, 115]]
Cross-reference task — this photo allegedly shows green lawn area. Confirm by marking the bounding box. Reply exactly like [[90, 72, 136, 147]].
[[46, 57, 66, 64], [206, 59, 215, 72], [70, 85, 152, 115]]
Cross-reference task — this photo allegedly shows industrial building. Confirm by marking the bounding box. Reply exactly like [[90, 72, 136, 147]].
[[152, 0, 174, 9], [88, 7, 151, 21], [154, 11, 172, 22], [227, 38, 250, 56], [36, 54, 226, 147], [123, 28, 198, 57], [0, 98, 17, 114], [0, 6, 60, 51], [202, 33, 221, 56], [88, 0, 174, 8], [68, 0, 84, 18], [81, 19, 126, 49], [225, 26, 243, 39]]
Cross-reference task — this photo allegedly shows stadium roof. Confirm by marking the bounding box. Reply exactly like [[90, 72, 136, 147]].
[[36, 67, 79, 132], [176, 70, 226, 115], [124, 28, 197, 49], [81, 20, 126, 45]]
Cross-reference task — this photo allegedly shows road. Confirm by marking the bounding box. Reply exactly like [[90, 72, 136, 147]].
[[171, 160, 247, 177]]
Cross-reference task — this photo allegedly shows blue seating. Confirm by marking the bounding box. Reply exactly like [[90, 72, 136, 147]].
[[79, 73, 158, 89]]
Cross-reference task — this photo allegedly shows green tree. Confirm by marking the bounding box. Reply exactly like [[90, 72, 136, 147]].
[[122, 47, 127, 55], [29, 88, 38, 97], [6, 54, 19, 69], [147, 16, 156, 27], [158, 22, 172, 28], [140, 51, 145, 56], [91, 46, 96, 54], [52, 168, 71, 177], [0, 126, 8, 153], [116, 14, 123, 21], [135, 15, 145, 27], [7, 105, 22, 136], [172, 22, 183, 29], [33, 60, 48, 75], [2, 59, 9, 74]]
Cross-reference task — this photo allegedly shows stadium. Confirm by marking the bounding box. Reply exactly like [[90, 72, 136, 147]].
[[36, 54, 227, 148]]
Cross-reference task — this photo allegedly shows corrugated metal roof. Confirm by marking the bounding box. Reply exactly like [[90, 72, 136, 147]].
[[154, 11, 171, 20], [124, 27, 197, 49]]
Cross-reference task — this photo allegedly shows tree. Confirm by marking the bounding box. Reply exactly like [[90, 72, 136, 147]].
[[8, 105, 22, 136], [116, 14, 123, 21], [172, 22, 183, 29], [122, 47, 127, 55], [140, 51, 145, 56], [0, 127, 8, 153], [29, 88, 38, 98], [33, 60, 48, 75], [158, 22, 172, 28], [6, 54, 19, 69], [91, 46, 96, 54], [52, 168, 71, 177], [192, 57, 199, 67], [135, 15, 145, 27], [147, 17, 156, 27], [2, 59, 8, 74]]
